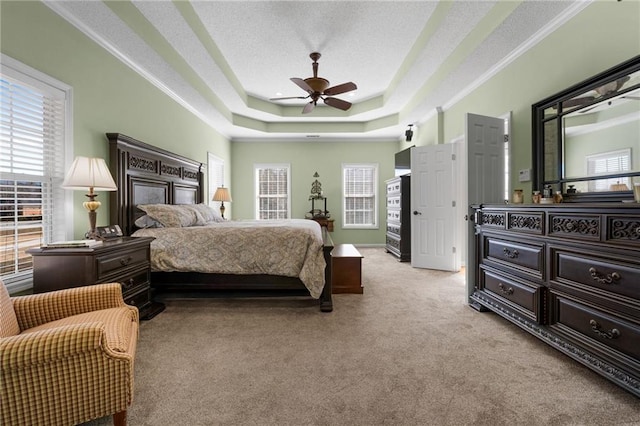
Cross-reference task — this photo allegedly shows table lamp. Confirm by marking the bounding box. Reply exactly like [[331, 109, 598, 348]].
[[62, 156, 118, 239], [212, 186, 232, 219]]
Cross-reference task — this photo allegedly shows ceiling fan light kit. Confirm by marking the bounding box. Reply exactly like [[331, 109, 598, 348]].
[[270, 52, 357, 114]]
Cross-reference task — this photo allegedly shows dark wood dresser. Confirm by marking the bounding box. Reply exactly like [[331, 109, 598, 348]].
[[385, 175, 411, 261], [27, 236, 164, 320], [470, 203, 640, 397]]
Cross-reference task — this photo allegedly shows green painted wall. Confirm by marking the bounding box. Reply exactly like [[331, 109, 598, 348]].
[[426, 1, 640, 198], [0, 1, 230, 238], [231, 141, 396, 245]]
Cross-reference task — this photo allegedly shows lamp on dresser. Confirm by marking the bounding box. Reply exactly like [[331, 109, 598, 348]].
[[212, 186, 232, 219], [61, 156, 117, 239]]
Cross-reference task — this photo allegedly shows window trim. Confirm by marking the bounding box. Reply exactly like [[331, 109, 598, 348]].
[[254, 163, 291, 220], [342, 162, 379, 230], [207, 151, 225, 213], [1, 54, 74, 293]]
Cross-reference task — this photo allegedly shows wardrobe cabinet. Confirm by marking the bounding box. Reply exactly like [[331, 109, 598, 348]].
[[385, 175, 411, 261]]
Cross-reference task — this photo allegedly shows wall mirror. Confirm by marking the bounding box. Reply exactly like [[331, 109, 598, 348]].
[[532, 55, 640, 202]]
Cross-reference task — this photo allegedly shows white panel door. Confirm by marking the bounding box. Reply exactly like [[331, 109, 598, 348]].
[[465, 113, 505, 299], [411, 144, 458, 271]]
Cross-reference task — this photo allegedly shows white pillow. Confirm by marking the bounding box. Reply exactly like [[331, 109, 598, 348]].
[[184, 203, 225, 223]]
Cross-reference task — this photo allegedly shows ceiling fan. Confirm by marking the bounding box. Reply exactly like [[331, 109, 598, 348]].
[[270, 52, 357, 114], [562, 76, 634, 111]]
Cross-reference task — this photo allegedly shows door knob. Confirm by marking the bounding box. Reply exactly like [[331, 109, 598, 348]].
[[413, 211, 422, 215]]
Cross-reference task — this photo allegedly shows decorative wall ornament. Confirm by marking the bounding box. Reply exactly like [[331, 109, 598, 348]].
[[306, 172, 329, 219]]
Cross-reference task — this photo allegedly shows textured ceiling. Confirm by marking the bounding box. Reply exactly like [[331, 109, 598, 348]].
[[46, 1, 589, 143]]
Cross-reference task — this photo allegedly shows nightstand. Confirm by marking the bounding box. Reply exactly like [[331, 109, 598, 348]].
[[27, 236, 164, 320]]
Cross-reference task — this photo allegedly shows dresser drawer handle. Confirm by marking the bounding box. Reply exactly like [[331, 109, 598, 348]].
[[121, 278, 135, 289], [502, 248, 519, 259], [498, 282, 514, 295], [588, 267, 620, 285], [589, 319, 620, 339], [120, 256, 133, 266]]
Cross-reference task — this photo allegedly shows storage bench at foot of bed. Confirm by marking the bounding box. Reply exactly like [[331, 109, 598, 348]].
[[331, 244, 363, 294]]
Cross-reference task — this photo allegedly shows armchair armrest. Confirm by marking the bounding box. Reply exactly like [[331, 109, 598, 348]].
[[0, 322, 118, 371], [12, 283, 126, 331]]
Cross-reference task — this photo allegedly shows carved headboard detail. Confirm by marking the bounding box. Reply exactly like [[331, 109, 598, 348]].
[[107, 133, 204, 236]]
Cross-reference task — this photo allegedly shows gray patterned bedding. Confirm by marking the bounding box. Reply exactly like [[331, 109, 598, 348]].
[[132, 219, 326, 298]]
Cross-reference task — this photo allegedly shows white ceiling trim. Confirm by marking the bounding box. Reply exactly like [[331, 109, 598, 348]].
[[44, 1, 232, 138], [440, 0, 593, 114]]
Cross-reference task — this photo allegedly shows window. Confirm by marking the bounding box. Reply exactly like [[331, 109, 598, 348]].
[[1, 55, 72, 292], [207, 151, 225, 207], [586, 149, 631, 192], [254, 164, 290, 219], [342, 163, 378, 229]]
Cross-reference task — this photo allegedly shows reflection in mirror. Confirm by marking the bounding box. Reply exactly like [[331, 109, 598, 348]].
[[563, 87, 640, 192]]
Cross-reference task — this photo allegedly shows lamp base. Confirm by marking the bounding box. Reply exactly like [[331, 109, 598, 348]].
[[83, 197, 100, 240], [219, 202, 226, 219]]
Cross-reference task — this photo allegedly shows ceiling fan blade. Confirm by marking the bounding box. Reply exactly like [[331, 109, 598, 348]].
[[291, 77, 314, 94], [302, 101, 316, 114], [324, 82, 357, 96], [269, 95, 309, 101], [324, 97, 352, 111], [562, 96, 595, 108]]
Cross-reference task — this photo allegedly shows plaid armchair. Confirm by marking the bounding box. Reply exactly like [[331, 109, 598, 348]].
[[0, 280, 139, 426]]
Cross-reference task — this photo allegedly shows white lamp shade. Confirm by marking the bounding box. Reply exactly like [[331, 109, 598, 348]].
[[62, 156, 117, 191], [212, 186, 232, 202]]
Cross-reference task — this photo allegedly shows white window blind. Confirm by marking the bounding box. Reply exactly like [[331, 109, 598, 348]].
[[586, 149, 631, 191], [207, 152, 224, 206], [1, 56, 70, 292], [343, 163, 378, 228], [254, 164, 290, 220]]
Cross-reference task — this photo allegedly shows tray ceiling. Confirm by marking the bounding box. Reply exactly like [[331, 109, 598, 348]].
[[46, 1, 588, 142]]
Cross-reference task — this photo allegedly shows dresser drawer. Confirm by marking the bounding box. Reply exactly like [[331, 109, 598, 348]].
[[551, 248, 640, 301], [550, 292, 640, 362], [96, 247, 149, 280], [386, 180, 401, 194], [483, 236, 543, 278], [387, 209, 401, 223], [386, 223, 401, 236], [481, 267, 544, 323], [387, 196, 401, 208]]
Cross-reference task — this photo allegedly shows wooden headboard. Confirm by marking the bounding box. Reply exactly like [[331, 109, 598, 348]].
[[107, 133, 204, 236]]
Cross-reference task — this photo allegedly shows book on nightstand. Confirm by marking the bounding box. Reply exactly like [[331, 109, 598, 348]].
[[42, 239, 104, 249]]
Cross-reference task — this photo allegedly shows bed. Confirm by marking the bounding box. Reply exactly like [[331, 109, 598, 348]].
[[107, 133, 333, 312]]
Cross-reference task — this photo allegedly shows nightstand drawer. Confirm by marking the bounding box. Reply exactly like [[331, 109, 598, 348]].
[[124, 287, 151, 310], [97, 248, 148, 279], [116, 269, 150, 295]]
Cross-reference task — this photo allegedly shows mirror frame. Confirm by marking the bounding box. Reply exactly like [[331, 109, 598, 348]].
[[532, 55, 640, 202]]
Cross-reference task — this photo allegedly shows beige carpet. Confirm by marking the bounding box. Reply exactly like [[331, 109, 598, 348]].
[[86, 247, 639, 425]]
